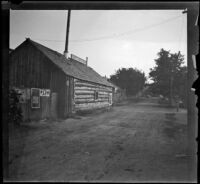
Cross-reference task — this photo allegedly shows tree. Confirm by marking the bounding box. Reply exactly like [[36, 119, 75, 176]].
[[109, 68, 146, 96], [149, 48, 187, 106], [173, 66, 187, 107]]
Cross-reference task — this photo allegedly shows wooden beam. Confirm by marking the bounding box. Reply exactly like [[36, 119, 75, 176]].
[[2, 7, 9, 179], [10, 1, 197, 10], [187, 7, 198, 182]]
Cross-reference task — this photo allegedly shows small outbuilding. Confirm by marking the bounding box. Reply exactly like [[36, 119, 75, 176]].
[[9, 38, 114, 121], [109, 81, 126, 104]]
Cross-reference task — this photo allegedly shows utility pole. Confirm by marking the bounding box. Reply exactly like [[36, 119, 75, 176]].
[[64, 10, 71, 58]]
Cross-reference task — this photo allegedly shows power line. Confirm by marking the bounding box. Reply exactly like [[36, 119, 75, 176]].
[[11, 14, 184, 44], [34, 39, 65, 43], [69, 14, 183, 43]]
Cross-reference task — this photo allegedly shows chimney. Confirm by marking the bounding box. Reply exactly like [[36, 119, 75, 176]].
[[64, 10, 71, 59], [64, 52, 69, 59]]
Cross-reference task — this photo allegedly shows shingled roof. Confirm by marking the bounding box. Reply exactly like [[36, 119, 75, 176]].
[[26, 39, 113, 87]]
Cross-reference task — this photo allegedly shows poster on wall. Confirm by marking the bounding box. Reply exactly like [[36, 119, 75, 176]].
[[31, 88, 40, 108]]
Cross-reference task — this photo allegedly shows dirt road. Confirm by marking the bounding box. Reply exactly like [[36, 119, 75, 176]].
[[8, 97, 189, 182]]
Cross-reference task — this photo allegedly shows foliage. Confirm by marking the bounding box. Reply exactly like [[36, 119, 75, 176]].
[[109, 68, 146, 96], [148, 48, 187, 106], [8, 88, 23, 124]]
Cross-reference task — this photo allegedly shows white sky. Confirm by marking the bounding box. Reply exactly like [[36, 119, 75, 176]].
[[10, 10, 187, 81]]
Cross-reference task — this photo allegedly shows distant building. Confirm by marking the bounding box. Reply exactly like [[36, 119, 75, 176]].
[[108, 81, 126, 104], [9, 38, 114, 121]]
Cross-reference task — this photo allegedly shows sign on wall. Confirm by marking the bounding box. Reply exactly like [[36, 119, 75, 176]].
[[31, 88, 40, 108], [40, 89, 51, 97]]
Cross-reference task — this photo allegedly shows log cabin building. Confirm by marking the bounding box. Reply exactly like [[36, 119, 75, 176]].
[[9, 38, 114, 121]]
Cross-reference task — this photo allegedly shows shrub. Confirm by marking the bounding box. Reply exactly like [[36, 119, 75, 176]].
[[8, 88, 23, 125]]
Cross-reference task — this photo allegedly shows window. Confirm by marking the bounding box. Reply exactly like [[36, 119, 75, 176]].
[[94, 91, 98, 100]]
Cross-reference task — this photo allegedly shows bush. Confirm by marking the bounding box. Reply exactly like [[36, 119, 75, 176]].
[[8, 88, 23, 125]]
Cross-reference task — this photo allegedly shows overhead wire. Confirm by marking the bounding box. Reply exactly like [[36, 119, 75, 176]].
[[11, 14, 184, 44], [69, 14, 183, 43]]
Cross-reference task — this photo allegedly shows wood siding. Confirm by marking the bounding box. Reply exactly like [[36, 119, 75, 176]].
[[74, 79, 113, 111], [10, 42, 52, 89], [9, 42, 73, 119]]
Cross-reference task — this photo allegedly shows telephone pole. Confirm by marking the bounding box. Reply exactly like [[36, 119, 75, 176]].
[[64, 10, 71, 58]]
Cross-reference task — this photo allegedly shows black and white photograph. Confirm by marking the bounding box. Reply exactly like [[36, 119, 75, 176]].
[[2, 1, 199, 183]]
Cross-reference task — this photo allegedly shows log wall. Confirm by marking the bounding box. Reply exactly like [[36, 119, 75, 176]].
[[74, 79, 113, 111]]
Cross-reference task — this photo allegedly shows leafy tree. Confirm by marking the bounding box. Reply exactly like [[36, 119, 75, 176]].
[[174, 66, 187, 107], [109, 68, 146, 96], [149, 48, 187, 106]]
